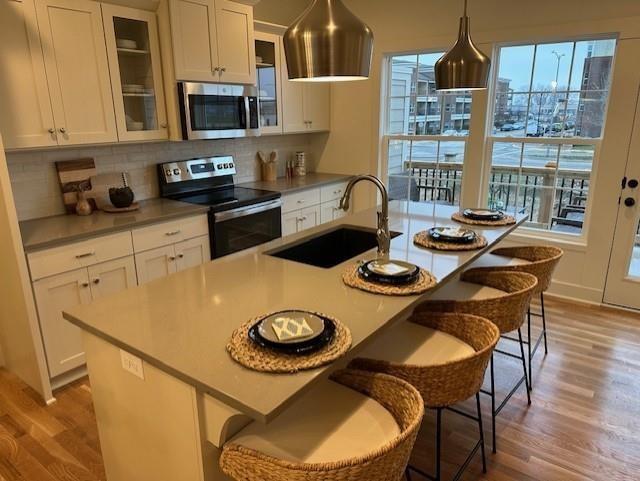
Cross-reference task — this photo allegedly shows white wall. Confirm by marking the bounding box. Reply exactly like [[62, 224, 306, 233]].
[[254, 0, 640, 303]]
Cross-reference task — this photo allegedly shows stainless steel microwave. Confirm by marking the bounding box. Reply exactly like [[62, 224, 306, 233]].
[[178, 82, 260, 140]]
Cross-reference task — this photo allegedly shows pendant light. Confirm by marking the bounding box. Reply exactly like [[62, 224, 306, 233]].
[[283, 0, 374, 82], [435, 0, 490, 91]]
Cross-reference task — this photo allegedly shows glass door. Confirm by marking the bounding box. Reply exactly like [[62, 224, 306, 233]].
[[604, 87, 640, 308], [102, 4, 168, 141], [255, 31, 283, 134]]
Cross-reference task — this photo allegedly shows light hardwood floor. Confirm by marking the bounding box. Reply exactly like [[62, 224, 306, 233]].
[[0, 298, 639, 481]]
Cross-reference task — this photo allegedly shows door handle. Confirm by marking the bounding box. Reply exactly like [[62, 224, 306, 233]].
[[624, 197, 635, 207]]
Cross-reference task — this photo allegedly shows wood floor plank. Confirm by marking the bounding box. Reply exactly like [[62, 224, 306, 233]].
[[1, 297, 639, 480]]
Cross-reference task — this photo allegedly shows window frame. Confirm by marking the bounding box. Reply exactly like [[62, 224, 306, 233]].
[[480, 35, 618, 242]]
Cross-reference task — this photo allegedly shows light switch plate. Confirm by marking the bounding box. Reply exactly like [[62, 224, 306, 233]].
[[120, 349, 145, 380]]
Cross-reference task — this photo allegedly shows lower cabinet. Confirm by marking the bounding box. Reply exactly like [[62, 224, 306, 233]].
[[320, 199, 348, 224], [136, 235, 210, 284], [282, 205, 321, 236], [33, 256, 136, 378]]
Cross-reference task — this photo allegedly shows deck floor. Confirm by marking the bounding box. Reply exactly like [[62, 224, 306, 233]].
[[1, 297, 639, 481]]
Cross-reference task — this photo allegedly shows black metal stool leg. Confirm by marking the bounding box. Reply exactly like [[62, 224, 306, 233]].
[[435, 408, 442, 481], [490, 354, 496, 454], [541, 292, 548, 355], [476, 393, 487, 474], [518, 328, 532, 405], [527, 308, 533, 387], [405, 468, 412, 481]]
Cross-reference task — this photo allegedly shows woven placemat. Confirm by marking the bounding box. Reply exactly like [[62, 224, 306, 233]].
[[451, 211, 516, 226], [414, 230, 488, 251], [226, 312, 352, 373], [342, 263, 437, 296]]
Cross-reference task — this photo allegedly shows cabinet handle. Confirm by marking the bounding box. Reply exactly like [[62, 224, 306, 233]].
[[48, 128, 55, 134], [75, 252, 95, 259], [59, 127, 66, 134], [213, 67, 220, 73], [220, 67, 226, 73], [92, 278, 101, 285], [165, 230, 181, 236], [169, 256, 176, 261], [297, 200, 305, 204], [177, 253, 184, 259], [80, 282, 90, 288], [160, 123, 167, 128]]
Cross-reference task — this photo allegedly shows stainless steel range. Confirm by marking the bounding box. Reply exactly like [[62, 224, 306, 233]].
[[159, 156, 282, 258]]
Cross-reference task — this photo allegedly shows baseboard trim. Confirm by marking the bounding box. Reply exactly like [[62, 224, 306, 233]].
[[547, 279, 604, 304]]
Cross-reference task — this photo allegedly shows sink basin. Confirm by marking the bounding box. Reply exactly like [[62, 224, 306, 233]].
[[266, 225, 402, 268]]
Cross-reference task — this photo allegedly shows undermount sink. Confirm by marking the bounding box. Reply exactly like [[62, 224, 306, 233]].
[[266, 225, 402, 268]]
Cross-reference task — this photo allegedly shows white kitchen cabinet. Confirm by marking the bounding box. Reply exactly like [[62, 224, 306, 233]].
[[282, 211, 299, 237], [321, 199, 348, 224], [0, 0, 57, 149], [33, 268, 92, 378], [35, 0, 118, 145], [102, 4, 168, 142], [135, 245, 178, 284], [169, 0, 255, 84], [299, 205, 321, 231], [255, 31, 284, 134], [87, 256, 138, 299], [280, 42, 331, 134], [176, 235, 211, 271], [33, 255, 136, 378]]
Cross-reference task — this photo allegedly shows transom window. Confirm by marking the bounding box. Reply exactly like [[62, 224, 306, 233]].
[[384, 53, 472, 207], [487, 38, 617, 235]]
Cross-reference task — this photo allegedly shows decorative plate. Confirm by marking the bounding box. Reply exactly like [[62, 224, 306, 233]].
[[358, 259, 420, 285], [428, 226, 477, 244], [463, 208, 504, 221], [248, 312, 335, 355]]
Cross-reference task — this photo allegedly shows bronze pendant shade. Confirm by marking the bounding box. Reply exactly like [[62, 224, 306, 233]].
[[283, 0, 373, 82], [435, 0, 491, 91]]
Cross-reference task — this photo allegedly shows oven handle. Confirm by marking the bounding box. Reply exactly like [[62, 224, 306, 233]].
[[214, 199, 282, 222]]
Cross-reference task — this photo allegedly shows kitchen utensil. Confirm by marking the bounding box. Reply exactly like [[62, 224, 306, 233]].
[[463, 208, 504, 221], [358, 259, 420, 285], [428, 226, 477, 244]]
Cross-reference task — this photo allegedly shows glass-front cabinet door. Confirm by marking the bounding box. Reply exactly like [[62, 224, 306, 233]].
[[255, 31, 283, 134], [102, 4, 168, 141]]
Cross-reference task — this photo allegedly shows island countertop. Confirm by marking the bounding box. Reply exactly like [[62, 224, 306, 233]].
[[64, 201, 525, 422]]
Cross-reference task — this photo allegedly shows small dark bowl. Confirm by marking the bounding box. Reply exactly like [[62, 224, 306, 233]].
[[109, 187, 135, 208]]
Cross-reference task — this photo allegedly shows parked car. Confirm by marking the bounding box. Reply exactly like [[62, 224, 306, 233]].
[[501, 123, 516, 131]]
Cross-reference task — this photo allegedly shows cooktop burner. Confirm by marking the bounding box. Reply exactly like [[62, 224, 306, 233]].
[[177, 186, 280, 212]]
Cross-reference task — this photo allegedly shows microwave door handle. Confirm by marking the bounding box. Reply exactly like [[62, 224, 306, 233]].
[[239, 96, 248, 129]]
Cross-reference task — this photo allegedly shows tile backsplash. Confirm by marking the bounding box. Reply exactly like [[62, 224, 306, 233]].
[[6, 134, 321, 221]]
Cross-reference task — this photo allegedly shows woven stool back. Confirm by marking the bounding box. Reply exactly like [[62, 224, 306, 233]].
[[479, 246, 564, 293], [350, 312, 500, 408], [220, 369, 424, 481], [417, 269, 538, 334]]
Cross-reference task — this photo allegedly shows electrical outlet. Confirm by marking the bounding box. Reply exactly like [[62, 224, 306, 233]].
[[120, 349, 145, 380]]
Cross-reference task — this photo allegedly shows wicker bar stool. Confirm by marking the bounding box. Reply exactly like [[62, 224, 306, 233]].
[[468, 246, 563, 386], [350, 312, 500, 481], [219, 368, 424, 481], [416, 269, 538, 454]]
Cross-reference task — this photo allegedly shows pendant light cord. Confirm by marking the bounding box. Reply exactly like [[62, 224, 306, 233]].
[[464, 0, 468, 17]]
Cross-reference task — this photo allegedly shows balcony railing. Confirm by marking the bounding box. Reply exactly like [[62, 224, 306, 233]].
[[400, 160, 590, 233]]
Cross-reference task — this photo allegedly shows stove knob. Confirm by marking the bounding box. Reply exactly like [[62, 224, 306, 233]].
[[229, 162, 234, 168], [173, 168, 181, 175], [223, 163, 229, 169], [165, 169, 172, 176]]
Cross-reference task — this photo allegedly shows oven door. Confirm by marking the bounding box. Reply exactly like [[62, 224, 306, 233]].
[[180, 82, 260, 140], [212, 200, 282, 258]]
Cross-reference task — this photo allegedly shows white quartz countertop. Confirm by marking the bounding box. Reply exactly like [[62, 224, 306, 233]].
[[64, 201, 525, 422], [238, 172, 352, 194]]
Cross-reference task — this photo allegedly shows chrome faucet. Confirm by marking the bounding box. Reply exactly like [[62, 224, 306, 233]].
[[339, 175, 391, 258]]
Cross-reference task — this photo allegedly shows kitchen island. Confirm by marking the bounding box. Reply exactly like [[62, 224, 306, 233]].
[[64, 201, 525, 481]]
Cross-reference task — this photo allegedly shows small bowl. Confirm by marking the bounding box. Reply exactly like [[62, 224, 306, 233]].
[[116, 39, 137, 49], [109, 187, 135, 208]]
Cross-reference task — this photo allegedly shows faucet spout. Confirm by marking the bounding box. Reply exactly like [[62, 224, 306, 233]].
[[340, 175, 391, 258]]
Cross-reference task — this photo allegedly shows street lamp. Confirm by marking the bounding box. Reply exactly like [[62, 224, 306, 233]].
[[550, 50, 566, 92]]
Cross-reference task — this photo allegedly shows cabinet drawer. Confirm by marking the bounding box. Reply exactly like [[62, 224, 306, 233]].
[[320, 181, 350, 203], [281, 188, 321, 214], [132, 215, 208, 252], [28, 232, 133, 281]]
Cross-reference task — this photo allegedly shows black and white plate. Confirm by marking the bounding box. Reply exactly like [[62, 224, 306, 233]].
[[248, 311, 335, 354], [428, 226, 477, 244], [463, 208, 505, 221], [358, 259, 420, 285]]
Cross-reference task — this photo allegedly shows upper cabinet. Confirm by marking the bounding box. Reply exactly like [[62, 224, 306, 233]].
[[169, 0, 255, 84], [102, 4, 168, 141], [35, 0, 118, 146], [255, 31, 283, 134], [279, 42, 331, 134], [0, 0, 57, 149]]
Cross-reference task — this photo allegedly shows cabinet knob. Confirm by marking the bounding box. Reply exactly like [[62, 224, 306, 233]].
[[59, 127, 66, 134], [160, 123, 167, 129], [80, 282, 90, 288], [169, 256, 176, 261], [213, 67, 220, 73], [177, 253, 184, 259], [220, 67, 226, 73], [48, 128, 55, 134], [92, 278, 101, 285]]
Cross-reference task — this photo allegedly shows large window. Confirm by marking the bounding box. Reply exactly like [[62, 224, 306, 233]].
[[384, 53, 472, 207], [488, 38, 617, 234]]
